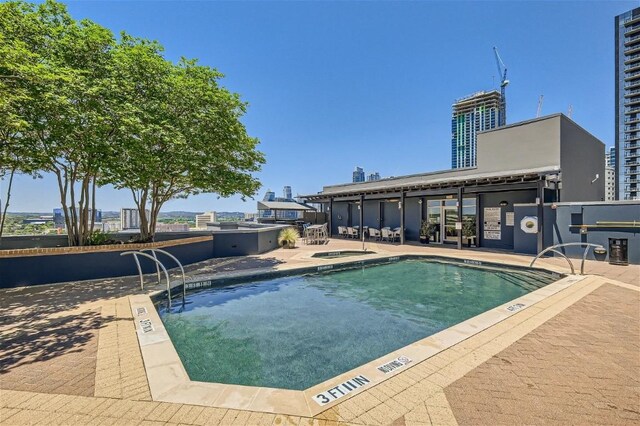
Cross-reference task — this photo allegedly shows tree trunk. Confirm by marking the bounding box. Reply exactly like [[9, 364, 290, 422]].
[[0, 168, 16, 246]]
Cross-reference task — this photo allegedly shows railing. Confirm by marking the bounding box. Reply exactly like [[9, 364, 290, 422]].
[[141, 248, 187, 304], [530, 243, 606, 276], [121, 251, 174, 306], [120, 249, 187, 308]]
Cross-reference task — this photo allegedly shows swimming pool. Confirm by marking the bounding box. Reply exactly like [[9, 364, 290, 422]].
[[155, 258, 556, 391]]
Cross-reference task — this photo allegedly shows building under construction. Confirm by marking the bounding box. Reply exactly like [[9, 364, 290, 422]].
[[451, 90, 503, 169]]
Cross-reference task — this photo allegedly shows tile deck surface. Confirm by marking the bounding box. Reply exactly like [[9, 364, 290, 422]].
[[1, 238, 638, 425]]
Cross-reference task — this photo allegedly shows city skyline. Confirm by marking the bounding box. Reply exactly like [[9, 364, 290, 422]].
[[4, 1, 634, 212]]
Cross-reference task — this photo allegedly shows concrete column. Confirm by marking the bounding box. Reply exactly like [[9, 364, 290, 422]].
[[359, 194, 365, 246], [400, 191, 406, 245], [537, 180, 545, 254], [328, 198, 333, 237], [457, 187, 463, 250]]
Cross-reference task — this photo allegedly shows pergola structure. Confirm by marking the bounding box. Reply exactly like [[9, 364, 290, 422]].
[[302, 167, 560, 251]]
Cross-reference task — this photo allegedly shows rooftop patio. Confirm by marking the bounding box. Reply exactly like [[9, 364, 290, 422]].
[[1, 239, 638, 425]]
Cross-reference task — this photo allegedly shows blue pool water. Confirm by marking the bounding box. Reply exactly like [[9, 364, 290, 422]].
[[156, 259, 555, 390]]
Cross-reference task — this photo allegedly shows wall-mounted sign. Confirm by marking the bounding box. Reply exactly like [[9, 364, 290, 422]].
[[455, 221, 463, 230], [483, 207, 501, 239], [520, 216, 538, 234], [313, 375, 371, 406], [505, 212, 514, 227], [483, 230, 501, 240]]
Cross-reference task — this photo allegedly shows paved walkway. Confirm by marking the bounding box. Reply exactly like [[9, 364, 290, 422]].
[[1, 239, 638, 425]]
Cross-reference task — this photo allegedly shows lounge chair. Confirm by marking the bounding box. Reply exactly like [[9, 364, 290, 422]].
[[381, 227, 392, 242], [338, 226, 348, 238]]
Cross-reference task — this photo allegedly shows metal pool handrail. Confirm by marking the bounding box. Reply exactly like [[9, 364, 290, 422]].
[[120, 251, 173, 307], [141, 248, 187, 303], [530, 243, 605, 275]]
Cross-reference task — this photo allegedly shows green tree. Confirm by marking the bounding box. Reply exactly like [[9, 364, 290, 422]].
[[106, 38, 265, 240], [0, 0, 43, 242], [1, 0, 117, 246]]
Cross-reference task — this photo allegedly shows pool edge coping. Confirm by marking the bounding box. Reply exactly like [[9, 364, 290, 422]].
[[129, 257, 585, 417]]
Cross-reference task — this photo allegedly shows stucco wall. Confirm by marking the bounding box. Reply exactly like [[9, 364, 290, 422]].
[[477, 116, 561, 174], [559, 117, 605, 202]]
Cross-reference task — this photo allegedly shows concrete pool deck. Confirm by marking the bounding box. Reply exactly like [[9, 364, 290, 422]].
[[1, 239, 638, 425]]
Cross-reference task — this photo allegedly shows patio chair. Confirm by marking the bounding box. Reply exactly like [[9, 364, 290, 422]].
[[368, 227, 381, 241], [381, 227, 392, 242], [347, 226, 358, 239], [338, 226, 348, 238], [391, 228, 402, 242], [320, 223, 329, 244]]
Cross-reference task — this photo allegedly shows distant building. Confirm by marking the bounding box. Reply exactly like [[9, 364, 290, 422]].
[[259, 188, 299, 220], [53, 208, 102, 229], [615, 7, 640, 200], [606, 146, 616, 168], [353, 167, 365, 183], [155, 223, 189, 232], [283, 186, 292, 200], [244, 212, 258, 221], [366, 172, 381, 182], [606, 166, 616, 201], [120, 208, 147, 230], [195, 211, 217, 228], [451, 90, 503, 169]]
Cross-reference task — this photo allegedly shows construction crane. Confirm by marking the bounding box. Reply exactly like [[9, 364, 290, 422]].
[[536, 95, 544, 118], [493, 47, 509, 126]]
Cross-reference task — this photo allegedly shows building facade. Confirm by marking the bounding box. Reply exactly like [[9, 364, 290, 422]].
[[304, 114, 604, 254], [195, 211, 217, 228], [615, 7, 640, 200], [451, 91, 503, 169], [353, 167, 365, 183], [606, 146, 616, 168], [606, 165, 616, 201]]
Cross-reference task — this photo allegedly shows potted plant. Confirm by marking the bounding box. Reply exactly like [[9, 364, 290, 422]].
[[278, 227, 300, 249], [419, 220, 436, 244], [462, 218, 476, 247]]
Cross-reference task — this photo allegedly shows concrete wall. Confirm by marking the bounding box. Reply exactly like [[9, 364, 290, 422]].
[[477, 115, 561, 174], [513, 204, 556, 255], [478, 190, 537, 250], [404, 198, 421, 241], [551, 202, 639, 264], [559, 117, 606, 202], [211, 226, 286, 257]]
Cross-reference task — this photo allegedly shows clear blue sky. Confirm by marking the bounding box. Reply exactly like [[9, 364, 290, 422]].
[[9, 0, 637, 213]]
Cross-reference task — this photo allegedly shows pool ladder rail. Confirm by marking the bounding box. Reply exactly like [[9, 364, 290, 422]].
[[120, 248, 187, 308], [530, 242, 605, 275]]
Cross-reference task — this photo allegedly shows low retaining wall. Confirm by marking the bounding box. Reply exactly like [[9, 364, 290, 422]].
[[0, 236, 214, 289]]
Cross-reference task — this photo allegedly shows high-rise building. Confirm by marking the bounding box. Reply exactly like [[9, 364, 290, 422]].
[[606, 146, 616, 168], [263, 189, 276, 202], [606, 166, 616, 201], [615, 7, 640, 200], [353, 167, 365, 183], [195, 211, 217, 228], [451, 90, 503, 169], [367, 172, 381, 182], [283, 186, 292, 200]]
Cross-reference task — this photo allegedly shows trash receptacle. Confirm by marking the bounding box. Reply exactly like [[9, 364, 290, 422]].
[[608, 238, 629, 266]]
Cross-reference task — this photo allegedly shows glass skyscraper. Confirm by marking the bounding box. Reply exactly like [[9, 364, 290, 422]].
[[451, 91, 502, 169], [615, 7, 640, 200], [352, 167, 365, 183]]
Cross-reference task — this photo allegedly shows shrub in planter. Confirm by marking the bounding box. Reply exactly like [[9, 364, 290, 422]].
[[419, 220, 437, 244], [462, 218, 476, 247], [278, 227, 300, 249]]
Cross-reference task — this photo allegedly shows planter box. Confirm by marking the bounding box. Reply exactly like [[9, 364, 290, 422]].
[[0, 236, 213, 289]]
